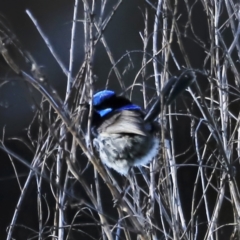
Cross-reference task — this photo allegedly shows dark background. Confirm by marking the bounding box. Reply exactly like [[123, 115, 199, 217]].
[[0, 0, 235, 239]]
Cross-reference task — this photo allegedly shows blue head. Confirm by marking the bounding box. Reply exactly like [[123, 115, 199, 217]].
[[93, 90, 115, 106], [93, 90, 141, 118]]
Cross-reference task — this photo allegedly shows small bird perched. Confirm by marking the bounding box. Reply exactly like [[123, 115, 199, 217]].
[[89, 69, 196, 175]]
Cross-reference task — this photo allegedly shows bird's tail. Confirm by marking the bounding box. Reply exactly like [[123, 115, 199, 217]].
[[144, 69, 196, 123]]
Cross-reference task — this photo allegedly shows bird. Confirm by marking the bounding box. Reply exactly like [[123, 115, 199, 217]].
[[89, 69, 196, 175]]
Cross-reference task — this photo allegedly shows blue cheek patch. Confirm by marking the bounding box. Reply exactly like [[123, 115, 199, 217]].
[[97, 104, 141, 118], [93, 90, 115, 106], [97, 108, 113, 117]]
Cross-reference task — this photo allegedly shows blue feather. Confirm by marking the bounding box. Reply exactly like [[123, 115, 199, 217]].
[[93, 90, 115, 106], [97, 104, 141, 118], [117, 104, 141, 111], [97, 108, 113, 117]]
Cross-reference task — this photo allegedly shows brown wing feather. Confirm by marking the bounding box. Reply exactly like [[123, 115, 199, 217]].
[[97, 110, 147, 136]]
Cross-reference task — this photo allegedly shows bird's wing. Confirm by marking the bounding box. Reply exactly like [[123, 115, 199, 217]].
[[97, 110, 148, 136]]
